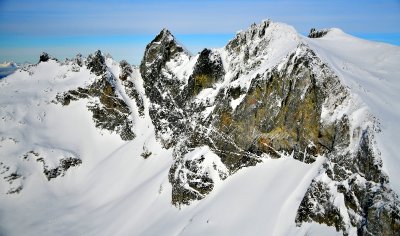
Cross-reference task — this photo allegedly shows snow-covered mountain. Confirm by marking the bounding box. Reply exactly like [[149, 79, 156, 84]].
[[0, 20, 399, 236]]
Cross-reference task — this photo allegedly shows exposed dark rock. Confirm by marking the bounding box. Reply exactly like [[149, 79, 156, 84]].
[[186, 48, 225, 96], [296, 180, 346, 232], [86, 50, 107, 76], [56, 50, 135, 141], [296, 127, 400, 235], [308, 28, 330, 38], [354, 129, 385, 183], [119, 60, 132, 81], [204, 46, 341, 172], [4, 172, 22, 183], [74, 53, 84, 67], [39, 52, 57, 63], [169, 147, 217, 205], [1, 161, 23, 194], [39, 52, 50, 62], [140, 146, 152, 159], [122, 80, 145, 117], [140, 28, 191, 148], [38, 157, 82, 181], [227, 86, 242, 99], [140, 28, 186, 83], [3, 150, 83, 191], [7, 186, 23, 194]]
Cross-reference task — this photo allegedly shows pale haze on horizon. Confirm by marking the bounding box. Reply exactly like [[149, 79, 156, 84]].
[[1, 0, 399, 65]]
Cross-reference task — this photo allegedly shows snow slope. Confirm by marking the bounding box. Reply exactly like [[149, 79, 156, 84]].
[[304, 29, 400, 195], [0, 59, 329, 236], [0, 23, 399, 236], [0, 58, 334, 236]]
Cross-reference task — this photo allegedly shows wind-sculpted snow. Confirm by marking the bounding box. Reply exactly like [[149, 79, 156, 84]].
[[0, 20, 399, 236]]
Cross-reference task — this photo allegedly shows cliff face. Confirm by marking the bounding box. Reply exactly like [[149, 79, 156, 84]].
[[140, 20, 400, 235]]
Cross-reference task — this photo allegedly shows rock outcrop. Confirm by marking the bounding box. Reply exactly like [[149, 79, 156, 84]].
[[56, 50, 136, 141], [308, 28, 330, 38], [140, 29, 192, 148]]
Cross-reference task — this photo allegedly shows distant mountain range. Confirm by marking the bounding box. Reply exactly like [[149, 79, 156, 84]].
[[0, 62, 17, 79]]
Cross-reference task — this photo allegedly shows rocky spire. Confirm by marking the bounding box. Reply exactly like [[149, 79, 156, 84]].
[[140, 28, 189, 80], [139, 28, 192, 148], [38, 52, 57, 63], [86, 50, 106, 76]]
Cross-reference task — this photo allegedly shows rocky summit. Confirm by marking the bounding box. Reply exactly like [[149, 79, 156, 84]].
[[0, 20, 399, 236]]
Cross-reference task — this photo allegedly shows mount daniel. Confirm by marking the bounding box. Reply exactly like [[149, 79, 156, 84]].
[[0, 20, 399, 236]]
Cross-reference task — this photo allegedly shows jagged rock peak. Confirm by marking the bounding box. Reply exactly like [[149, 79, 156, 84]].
[[188, 48, 225, 96], [224, 19, 301, 81], [86, 50, 107, 76], [227, 19, 299, 49], [151, 28, 188, 53], [39, 52, 57, 63], [39, 52, 50, 63], [139, 28, 193, 149], [147, 27, 186, 53], [155, 28, 174, 42], [140, 28, 190, 74], [193, 49, 224, 77]]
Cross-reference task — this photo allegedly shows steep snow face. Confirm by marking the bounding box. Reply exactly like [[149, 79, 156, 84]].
[[1, 20, 400, 236], [304, 30, 400, 195]]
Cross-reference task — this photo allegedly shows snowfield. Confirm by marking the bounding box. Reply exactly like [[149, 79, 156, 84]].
[[0, 22, 399, 236]]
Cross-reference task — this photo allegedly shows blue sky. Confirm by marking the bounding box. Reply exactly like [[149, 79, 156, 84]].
[[1, 0, 399, 65]]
